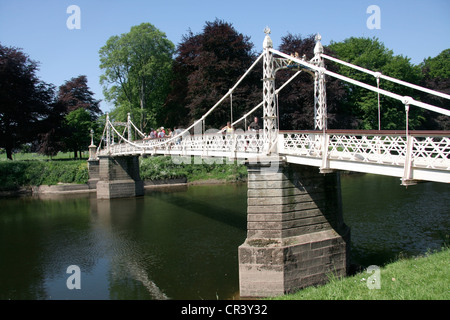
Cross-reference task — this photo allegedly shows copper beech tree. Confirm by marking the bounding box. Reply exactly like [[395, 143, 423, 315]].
[[0, 44, 54, 160]]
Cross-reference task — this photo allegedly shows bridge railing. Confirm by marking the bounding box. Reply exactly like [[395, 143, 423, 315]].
[[98, 131, 264, 157], [279, 130, 450, 183]]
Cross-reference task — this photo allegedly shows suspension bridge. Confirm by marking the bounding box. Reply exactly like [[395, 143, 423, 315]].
[[93, 30, 449, 186], [88, 29, 450, 297]]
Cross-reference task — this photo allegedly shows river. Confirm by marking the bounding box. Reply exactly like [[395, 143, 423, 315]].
[[0, 173, 448, 300]]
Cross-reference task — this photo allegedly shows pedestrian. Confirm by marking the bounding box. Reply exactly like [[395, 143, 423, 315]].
[[221, 121, 234, 134], [248, 117, 260, 131]]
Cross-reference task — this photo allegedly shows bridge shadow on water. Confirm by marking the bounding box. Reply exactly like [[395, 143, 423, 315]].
[[144, 184, 248, 232]]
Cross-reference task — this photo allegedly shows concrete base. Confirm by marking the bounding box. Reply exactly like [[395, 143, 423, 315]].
[[97, 179, 144, 199], [239, 161, 350, 297], [239, 228, 350, 297], [96, 155, 144, 199], [87, 159, 99, 189]]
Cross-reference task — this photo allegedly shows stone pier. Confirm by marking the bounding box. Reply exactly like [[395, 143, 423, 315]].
[[96, 155, 144, 199], [239, 160, 350, 297], [87, 159, 99, 189]]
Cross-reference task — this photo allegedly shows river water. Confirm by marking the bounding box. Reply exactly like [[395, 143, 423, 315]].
[[0, 174, 448, 300]]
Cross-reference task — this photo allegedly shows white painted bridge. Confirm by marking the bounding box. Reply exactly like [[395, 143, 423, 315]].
[[95, 30, 450, 185]]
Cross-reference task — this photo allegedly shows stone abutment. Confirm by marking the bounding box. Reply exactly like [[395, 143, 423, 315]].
[[239, 160, 350, 297]]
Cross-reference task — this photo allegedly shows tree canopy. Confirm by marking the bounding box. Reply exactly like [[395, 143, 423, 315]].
[[327, 37, 425, 130], [163, 19, 261, 130], [38, 75, 102, 158], [99, 23, 175, 132], [276, 33, 349, 130], [418, 49, 450, 130], [0, 44, 54, 159]]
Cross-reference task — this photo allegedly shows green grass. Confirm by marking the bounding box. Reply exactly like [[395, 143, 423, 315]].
[[0, 151, 87, 161], [139, 156, 247, 182], [0, 160, 88, 190], [0, 155, 248, 191], [272, 247, 450, 300]]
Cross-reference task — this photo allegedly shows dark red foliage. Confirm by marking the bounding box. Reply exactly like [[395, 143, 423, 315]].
[[0, 43, 55, 159], [163, 19, 262, 130], [276, 33, 351, 130]]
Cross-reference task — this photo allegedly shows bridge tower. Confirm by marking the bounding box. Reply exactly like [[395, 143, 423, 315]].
[[96, 114, 144, 199], [312, 34, 327, 131], [262, 27, 278, 154], [238, 30, 350, 298]]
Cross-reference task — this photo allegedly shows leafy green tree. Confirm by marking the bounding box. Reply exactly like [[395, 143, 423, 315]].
[[63, 108, 92, 159], [99, 23, 175, 131], [418, 49, 450, 130], [421, 49, 450, 79], [328, 37, 424, 130]]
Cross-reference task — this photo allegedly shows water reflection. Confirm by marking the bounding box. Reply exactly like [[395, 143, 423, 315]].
[[0, 176, 448, 300], [341, 173, 450, 267]]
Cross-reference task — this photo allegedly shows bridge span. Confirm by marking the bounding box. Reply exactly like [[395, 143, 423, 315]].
[[88, 29, 449, 297]]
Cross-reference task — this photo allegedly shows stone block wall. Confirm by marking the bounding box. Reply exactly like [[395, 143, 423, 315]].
[[239, 161, 350, 297], [96, 155, 144, 199]]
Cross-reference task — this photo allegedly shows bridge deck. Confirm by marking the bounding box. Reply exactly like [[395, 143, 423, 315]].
[[98, 130, 450, 184]]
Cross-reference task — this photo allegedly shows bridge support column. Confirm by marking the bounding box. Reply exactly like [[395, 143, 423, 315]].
[[239, 161, 350, 297], [87, 159, 99, 189], [87, 143, 99, 189], [96, 155, 144, 199]]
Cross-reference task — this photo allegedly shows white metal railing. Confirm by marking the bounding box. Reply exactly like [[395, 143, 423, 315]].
[[279, 130, 450, 183], [98, 132, 264, 157]]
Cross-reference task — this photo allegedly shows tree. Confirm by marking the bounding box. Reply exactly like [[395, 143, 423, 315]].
[[37, 75, 101, 158], [164, 19, 261, 130], [327, 37, 424, 130], [0, 44, 54, 159], [99, 23, 175, 131], [57, 75, 101, 119], [276, 33, 349, 130], [418, 49, 450, 130], [63, 108, 93, 159]]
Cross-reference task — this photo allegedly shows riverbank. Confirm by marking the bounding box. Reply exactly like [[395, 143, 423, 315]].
[[0, 156, 247, 196], [272, 246, 449, 300]]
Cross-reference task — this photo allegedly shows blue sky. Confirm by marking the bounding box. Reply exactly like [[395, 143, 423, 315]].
[[1, 0, 449, 113]]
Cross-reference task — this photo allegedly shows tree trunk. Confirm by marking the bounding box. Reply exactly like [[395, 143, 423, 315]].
[[6, 147, 13, 160]]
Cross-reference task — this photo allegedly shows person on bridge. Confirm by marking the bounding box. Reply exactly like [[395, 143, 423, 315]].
[[248, 117, 260, 132], [221, 122, 235, 134]]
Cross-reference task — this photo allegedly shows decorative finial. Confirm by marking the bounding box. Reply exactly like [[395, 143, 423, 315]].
[[314, 33, 323, 55], [263, 26, 273, 49], [315, 33, 322, 42]]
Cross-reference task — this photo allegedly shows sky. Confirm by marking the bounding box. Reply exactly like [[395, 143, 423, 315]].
[[0, 0, 449, 113]]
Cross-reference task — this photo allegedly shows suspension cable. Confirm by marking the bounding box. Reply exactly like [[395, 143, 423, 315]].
[[144, 52, 265, 149], [270, 49, 450, 116], [231, 70, 303, 128], [321, 53, 450, 100]]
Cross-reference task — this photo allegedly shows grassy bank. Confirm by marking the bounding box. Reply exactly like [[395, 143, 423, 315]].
[[273, 247, 449, 300], [0, 155, 247, 191], [0, 160, 89, 191], [139, 156, 247, 183]]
